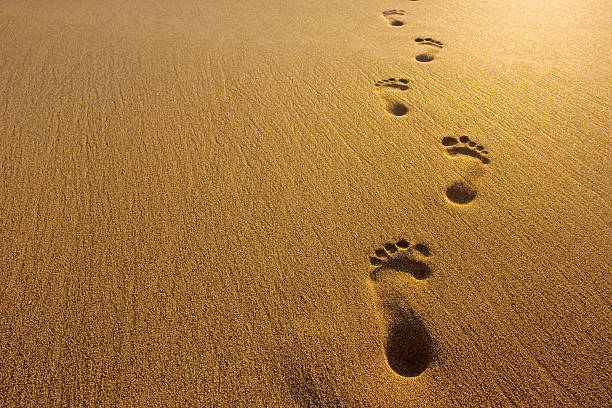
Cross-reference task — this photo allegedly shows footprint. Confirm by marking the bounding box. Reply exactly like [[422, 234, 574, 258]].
[[441, 136, 489, 205], [374, 78, 411, 116], [368, 238, 435, 378], [414, 37, 443, 63], [442, 136, 490, 164], [382, 10, 406, 27]]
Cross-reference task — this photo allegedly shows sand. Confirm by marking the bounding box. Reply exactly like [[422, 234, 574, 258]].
[[0, 0, 610, 406]]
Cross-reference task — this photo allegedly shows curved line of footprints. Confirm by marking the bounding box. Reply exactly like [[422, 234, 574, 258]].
[[364, 2, 494, 380]]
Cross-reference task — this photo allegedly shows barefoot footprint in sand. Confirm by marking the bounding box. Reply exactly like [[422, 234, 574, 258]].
[[382, 10, 407, 26], [374, 78, 411, 116], [414, 37, 443, 62], [368, 238, 435, 378], [442, 136, 489, 164], [441, 135, 490, 205]]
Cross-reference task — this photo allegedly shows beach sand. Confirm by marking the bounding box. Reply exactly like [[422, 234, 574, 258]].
[[0, 0, 610, 406]]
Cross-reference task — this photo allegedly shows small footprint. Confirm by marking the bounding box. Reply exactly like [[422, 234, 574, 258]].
[[382, 10, 406, 27], [367, 238, 435, 378], [441, 136, 489, 205], [442, 136, 490, 164], [374, 78, 411, 116], [414, 37, 443, 63]]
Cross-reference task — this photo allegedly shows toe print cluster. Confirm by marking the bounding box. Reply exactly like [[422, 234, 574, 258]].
[[415, 37, 443, 48], [414, 37, 443, 62], [374, 78, 410, 91], [369, 239, 432, 281], [442, 136, 490, 164]]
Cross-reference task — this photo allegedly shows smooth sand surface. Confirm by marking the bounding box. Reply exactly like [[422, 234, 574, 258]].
[[1, 0, 611, 406]]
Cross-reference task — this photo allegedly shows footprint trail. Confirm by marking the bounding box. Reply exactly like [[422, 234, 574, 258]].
[[445, 182, 478, 205]]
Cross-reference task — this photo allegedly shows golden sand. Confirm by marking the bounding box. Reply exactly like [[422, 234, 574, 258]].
[[0, 0, 610, 406]]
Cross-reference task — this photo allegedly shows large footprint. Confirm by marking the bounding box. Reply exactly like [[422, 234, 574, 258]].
[[374, 78, 411, 116], [441, 135, 491, 205], [413, 37, 444, 63], [368, 238, 436, 378]]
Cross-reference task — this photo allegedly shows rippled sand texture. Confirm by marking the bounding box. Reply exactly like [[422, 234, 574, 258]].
[[0, 0, 610, 406]]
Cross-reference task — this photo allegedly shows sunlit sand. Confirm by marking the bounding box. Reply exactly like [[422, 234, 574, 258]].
[[0, 0, 610, 406]]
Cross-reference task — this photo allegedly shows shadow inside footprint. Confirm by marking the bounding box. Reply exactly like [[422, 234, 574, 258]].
[[384, 303, 435, 378], [372, 254, 431, 280], [415, 53, 434, 62], [446, 182, 477, 204], [388, 103, 408, 116]]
